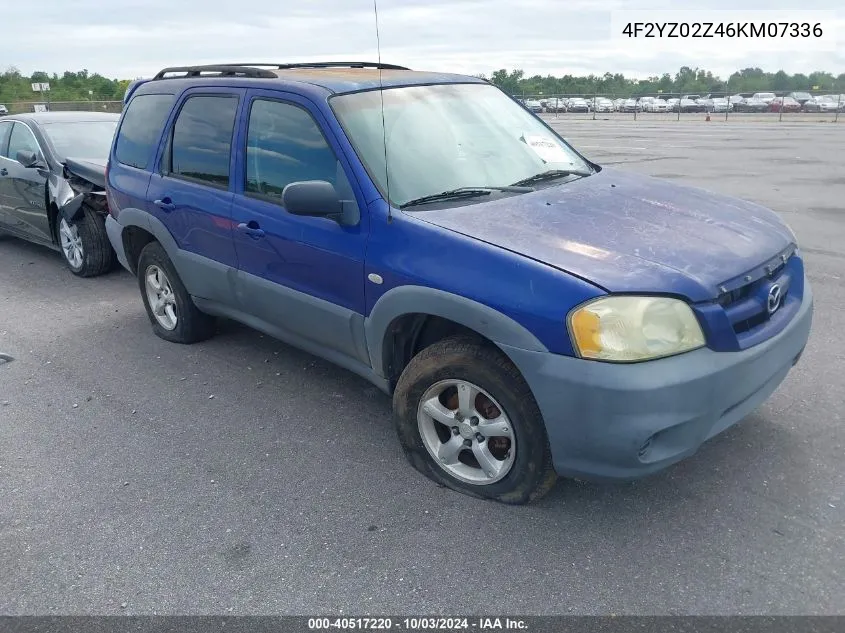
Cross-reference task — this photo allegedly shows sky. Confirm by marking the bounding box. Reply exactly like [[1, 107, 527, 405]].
[[1, 0, 843, 80]]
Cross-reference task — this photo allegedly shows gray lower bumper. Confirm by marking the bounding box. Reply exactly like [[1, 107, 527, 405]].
[[502, 282, 814, 481], [105, 215, 130, 272]]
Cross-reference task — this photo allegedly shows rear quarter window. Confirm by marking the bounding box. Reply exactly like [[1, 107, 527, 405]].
[[114, 94, 175, 169]]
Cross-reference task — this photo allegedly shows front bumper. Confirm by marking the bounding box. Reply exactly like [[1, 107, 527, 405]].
[[502, 281, 813, 480], [105, 215, 130, 271]]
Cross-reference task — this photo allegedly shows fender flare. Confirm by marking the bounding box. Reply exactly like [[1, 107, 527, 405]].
[[112, 208, 221, 300], [112, 207, 181, 258], [364, 285, 548, 378], [111, 207, 183, 278]]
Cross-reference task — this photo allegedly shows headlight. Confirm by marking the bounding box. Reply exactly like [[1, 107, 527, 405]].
[[568, 296, 705, 362]]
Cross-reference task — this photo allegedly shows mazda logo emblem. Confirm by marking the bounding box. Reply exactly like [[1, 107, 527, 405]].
[[767, 284, 782, 315]]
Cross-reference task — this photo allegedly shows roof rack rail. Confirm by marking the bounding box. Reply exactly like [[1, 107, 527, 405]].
[[228, 61, 411, 71], [152, 65, 278, 80]]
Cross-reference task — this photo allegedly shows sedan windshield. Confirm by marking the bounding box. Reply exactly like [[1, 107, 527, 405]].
[[331, 83, 591, 208], [40, 120, 118, 161]]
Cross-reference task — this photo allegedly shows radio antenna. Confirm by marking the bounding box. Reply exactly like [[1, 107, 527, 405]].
[[373, 0, 392, 222]]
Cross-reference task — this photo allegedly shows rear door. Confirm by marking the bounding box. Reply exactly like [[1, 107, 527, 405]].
[[229, 90, 370, 363], [0, 122, 51, 243], [145, 88, 243, 306]]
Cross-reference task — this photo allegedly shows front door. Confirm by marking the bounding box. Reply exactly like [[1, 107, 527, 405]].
[[229, 91, 369, 363], [0, 122, 51, 243], [0, 120, 13, 229]]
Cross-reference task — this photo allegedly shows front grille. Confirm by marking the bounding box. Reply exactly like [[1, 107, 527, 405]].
[[716, 248, 797, 346], [718, 260, 786, 309], [732, 310, 770, 335], [718, 284, 753, 307]]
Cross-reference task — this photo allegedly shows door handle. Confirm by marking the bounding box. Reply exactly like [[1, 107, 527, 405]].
[[0, 168, 8, 176], [153, 198, 176, 212], [236, 222, 265, 239]]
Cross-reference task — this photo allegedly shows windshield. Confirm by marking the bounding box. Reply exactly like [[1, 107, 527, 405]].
[[40, 120, 118, 161], [331, 83, 591, 208]]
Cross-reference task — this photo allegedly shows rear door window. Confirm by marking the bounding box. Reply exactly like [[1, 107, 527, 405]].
[[165, 95, 239, 189], [114, 94, 175, 169]]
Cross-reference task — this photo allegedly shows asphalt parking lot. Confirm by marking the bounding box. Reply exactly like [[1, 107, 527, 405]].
[[1, 119, 843, 615]]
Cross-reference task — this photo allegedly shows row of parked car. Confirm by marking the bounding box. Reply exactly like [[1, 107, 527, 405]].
[[519, 92, 845, 114], [1, 62, 812, 505]]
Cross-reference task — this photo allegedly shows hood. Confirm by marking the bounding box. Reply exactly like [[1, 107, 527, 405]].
[[413, 168, 794, 302], [64, 157, 107, 188]]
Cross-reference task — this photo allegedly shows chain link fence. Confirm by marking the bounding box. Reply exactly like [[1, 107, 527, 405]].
[[0, 100, 124, 115], [515, 90, 844, 122]]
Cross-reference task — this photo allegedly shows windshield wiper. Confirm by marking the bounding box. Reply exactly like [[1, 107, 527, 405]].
[[510, 169, 591, 188], [400, 186, 532, 209]]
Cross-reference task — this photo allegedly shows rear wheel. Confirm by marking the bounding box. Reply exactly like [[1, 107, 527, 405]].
[[393, 335, 557, 505], [137, 241, 215, 344], [58, 205, 115, 277]]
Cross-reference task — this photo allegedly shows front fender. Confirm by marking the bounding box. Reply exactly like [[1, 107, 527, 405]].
[[58, 193, 86, 223], [50, 174, 103, 224], [365, 285, 548, 378], [48, 174, 75, 214]]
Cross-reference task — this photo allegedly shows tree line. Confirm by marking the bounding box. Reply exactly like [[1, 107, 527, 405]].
[[483, 66, 845, 97], [2, 65, 844, 104], [0, 67, 131, 103]]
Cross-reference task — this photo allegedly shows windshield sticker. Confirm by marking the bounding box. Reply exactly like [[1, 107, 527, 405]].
[[522, 134, 572, 164]]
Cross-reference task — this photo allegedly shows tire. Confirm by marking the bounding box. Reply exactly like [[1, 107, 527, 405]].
[[136, 241, 215, 344], [58, 204, 115, 277], [393, 335, 557, 505]]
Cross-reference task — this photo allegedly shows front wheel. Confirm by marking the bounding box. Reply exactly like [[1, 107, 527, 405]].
[[393, 336, 557, 504]]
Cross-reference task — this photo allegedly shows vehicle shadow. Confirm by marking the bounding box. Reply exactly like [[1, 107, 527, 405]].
[[0, 232, 129, 279]]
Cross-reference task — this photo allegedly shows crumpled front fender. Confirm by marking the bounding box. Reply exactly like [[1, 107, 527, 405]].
[[49, 173, 88, 223], [59, 192, 86, 223], [50, 168, 108, 223], [48, 175, 85, 222], [48, 173, 75, 212]]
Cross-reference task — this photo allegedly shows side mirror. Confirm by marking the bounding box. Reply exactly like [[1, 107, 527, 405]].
[[282, 180, 342, 219], [16, 150, 40, 168]]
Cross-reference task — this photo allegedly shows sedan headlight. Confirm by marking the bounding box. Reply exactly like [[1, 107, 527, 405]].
[[568, 296, 705, 362]]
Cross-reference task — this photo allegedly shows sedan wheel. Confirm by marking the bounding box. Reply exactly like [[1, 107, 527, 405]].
[[59, 218, 84, 271]]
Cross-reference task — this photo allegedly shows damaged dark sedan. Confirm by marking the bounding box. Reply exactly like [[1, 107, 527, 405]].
[[0, 112, 118, 276]]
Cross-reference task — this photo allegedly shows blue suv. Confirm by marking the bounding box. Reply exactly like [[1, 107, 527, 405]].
[[105, 63, 813, 504]]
